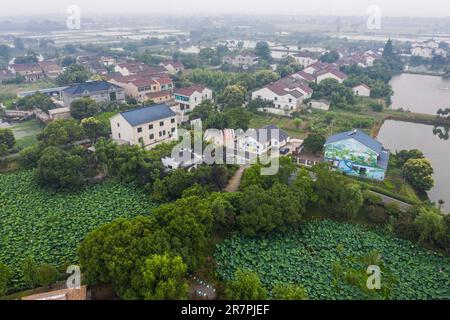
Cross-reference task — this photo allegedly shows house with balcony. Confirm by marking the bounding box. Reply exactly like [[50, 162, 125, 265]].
[[173, 85, 213, 123], [110, 103, 178, 149], [324, 129, 390, 181]]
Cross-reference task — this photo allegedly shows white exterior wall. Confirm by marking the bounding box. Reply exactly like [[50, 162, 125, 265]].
[[110, 114, 178, 149], [353, 85, 371, 97], [316, 72, 345, 84], [294, 56, 318, 67], [309, 101, 330, 111], [252, 88, 301, 112]]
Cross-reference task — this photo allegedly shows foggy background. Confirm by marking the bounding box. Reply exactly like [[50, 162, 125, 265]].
[[1, 0, 449, 17]]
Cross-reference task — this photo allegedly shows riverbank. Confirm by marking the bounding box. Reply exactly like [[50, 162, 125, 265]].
[[371, 110, 450, 138]]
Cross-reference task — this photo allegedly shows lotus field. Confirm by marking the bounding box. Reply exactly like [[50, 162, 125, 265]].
[[215, 220, 450, 300], [0, 171, 156, 290]]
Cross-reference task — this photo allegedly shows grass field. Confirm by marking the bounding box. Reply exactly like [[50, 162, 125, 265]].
[[7, 120, 44, 149], [0, 79, 57, 96], [0, 171, 157, 291]]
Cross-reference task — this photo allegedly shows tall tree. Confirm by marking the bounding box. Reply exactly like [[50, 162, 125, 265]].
[[225, 269, 267, 300], [141, 254, 189, 300]]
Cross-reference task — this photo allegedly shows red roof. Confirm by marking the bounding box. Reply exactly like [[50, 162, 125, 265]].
[[146, 90, 172, 99], [174, 85, 206, 97], [155, 77, 173, 85], [11, 63, 42, 72]]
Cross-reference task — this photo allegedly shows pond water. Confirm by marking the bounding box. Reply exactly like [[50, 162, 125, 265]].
[[377, 120, 450, 211], [389, 73, 450, 115]]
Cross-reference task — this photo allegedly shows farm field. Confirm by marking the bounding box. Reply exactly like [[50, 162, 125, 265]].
[[0, 171, 156, 291], [215, 220, 450, 300]]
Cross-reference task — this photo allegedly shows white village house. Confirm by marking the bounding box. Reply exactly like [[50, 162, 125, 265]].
[[251, 76, 313, 115], [352, 83, 371, 97], [110, 103, 178, 149], [173, 85, 213, 123]]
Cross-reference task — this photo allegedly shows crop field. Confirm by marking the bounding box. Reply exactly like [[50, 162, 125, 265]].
[[215, 220, 450, 300], [0, 171, 156, 290]]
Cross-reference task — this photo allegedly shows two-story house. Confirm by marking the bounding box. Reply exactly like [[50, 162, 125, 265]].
[[173, 85, 213, 123], [9, 63, 46, 82], [110, 103, 178, 149], [62, 81, 126, 107], [223, 54, 259, 69]]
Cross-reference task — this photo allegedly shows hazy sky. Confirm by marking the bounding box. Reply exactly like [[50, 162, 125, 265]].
[[1, 0, 450, 17]]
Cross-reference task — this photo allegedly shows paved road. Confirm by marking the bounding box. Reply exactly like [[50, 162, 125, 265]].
[[369, 190, 413, 211]]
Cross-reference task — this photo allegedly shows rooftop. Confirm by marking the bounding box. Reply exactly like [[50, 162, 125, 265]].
[[63, 81, 122, 95], [119, 103, 176, 127], [325, 129, 383, 155]]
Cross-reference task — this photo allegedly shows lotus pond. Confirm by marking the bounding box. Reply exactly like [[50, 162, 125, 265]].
[[215, 220, 450, 300], [0, 171, 156, 291]]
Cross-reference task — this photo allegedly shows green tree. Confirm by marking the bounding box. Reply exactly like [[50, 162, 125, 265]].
[[272, 284, 309, 300], [0, 128, 15, 149], [320, 50, 340, 63], [38, 119, 85, 146], [18, 144, 41, 169], [225, 269, 267, 300], [36, 146, 85, 189], [141, 254, 189, 300], [22, 257, 39, 288], [35, 264, 58, 288], [0, 263, 12, 296], [254, 41, 272, 62], [219, 84, 247, 109], [302, 133, 326, 154], [70, 97, 101, 120], [56, 64, 91, 85], [403, 158, 434, 192], [396, 149, 424, 167], [414, 207, 446, 246], [81, 117, 107, 143]]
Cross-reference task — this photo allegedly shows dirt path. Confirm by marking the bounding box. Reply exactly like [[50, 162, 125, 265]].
[[225, 165, 250, 192]]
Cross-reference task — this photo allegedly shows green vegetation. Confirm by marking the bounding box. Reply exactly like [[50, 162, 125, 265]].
[[0, 170, 156, 291], [215, 220, 450, 300]]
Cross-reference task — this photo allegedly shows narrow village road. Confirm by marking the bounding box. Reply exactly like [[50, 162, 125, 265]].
[[225, 165, 250, 192]]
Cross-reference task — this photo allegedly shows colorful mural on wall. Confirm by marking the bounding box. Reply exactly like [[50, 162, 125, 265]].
[[325, 138, 388, 181]]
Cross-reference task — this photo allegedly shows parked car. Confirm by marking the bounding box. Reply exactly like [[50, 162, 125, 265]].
[[280, 147, 290, 155]]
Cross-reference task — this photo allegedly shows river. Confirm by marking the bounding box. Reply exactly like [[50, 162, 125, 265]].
[[377, 120, 450, 211], [390, 73, 450, 115]]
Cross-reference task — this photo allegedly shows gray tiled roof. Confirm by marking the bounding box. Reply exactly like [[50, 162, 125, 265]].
[[63, 81, 122, 95], [120, 103, 176, 127], [325, 129, 382, 154]]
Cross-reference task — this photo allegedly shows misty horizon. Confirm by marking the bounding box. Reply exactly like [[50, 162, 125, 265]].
[[1, 0, 450, 18]]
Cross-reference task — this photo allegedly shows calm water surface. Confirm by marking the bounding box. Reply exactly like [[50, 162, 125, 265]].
[[378, 120, 450, 211], [390, 73, 450, 115]]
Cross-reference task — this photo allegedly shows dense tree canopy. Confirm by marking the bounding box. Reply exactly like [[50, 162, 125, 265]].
[[403, 158, 434, 192], [225, 269, 267, 300]]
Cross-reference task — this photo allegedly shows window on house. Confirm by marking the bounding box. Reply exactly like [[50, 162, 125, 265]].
[[274, 97, 278, 101], [137, 127, 143, 133], [117, 123, 120, 127], [150, 134, 154, 140], [171, 118, 175, 124], [118, 133, 121, 139], [160, 121, 164, 126], [138, 137, 144, 144], [159, 131, 163, 137], [171, 127, 176, 133], [149, 124, 153, 130]]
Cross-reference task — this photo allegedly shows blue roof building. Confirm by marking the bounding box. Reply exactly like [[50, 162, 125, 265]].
[[62, 81, 126, 107], [324, 129, 390, 181], [110, 103, 178, 149]]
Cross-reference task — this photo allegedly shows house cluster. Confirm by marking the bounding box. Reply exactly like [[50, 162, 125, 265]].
[[251, 75, 313, 115], [5, 60, 63, 82], [106, 62, 174, 103], [410, 39, 447, 58], [251, 61, 356, 115], [222, 53, 259, 70], [335, 50, 382, 68]]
